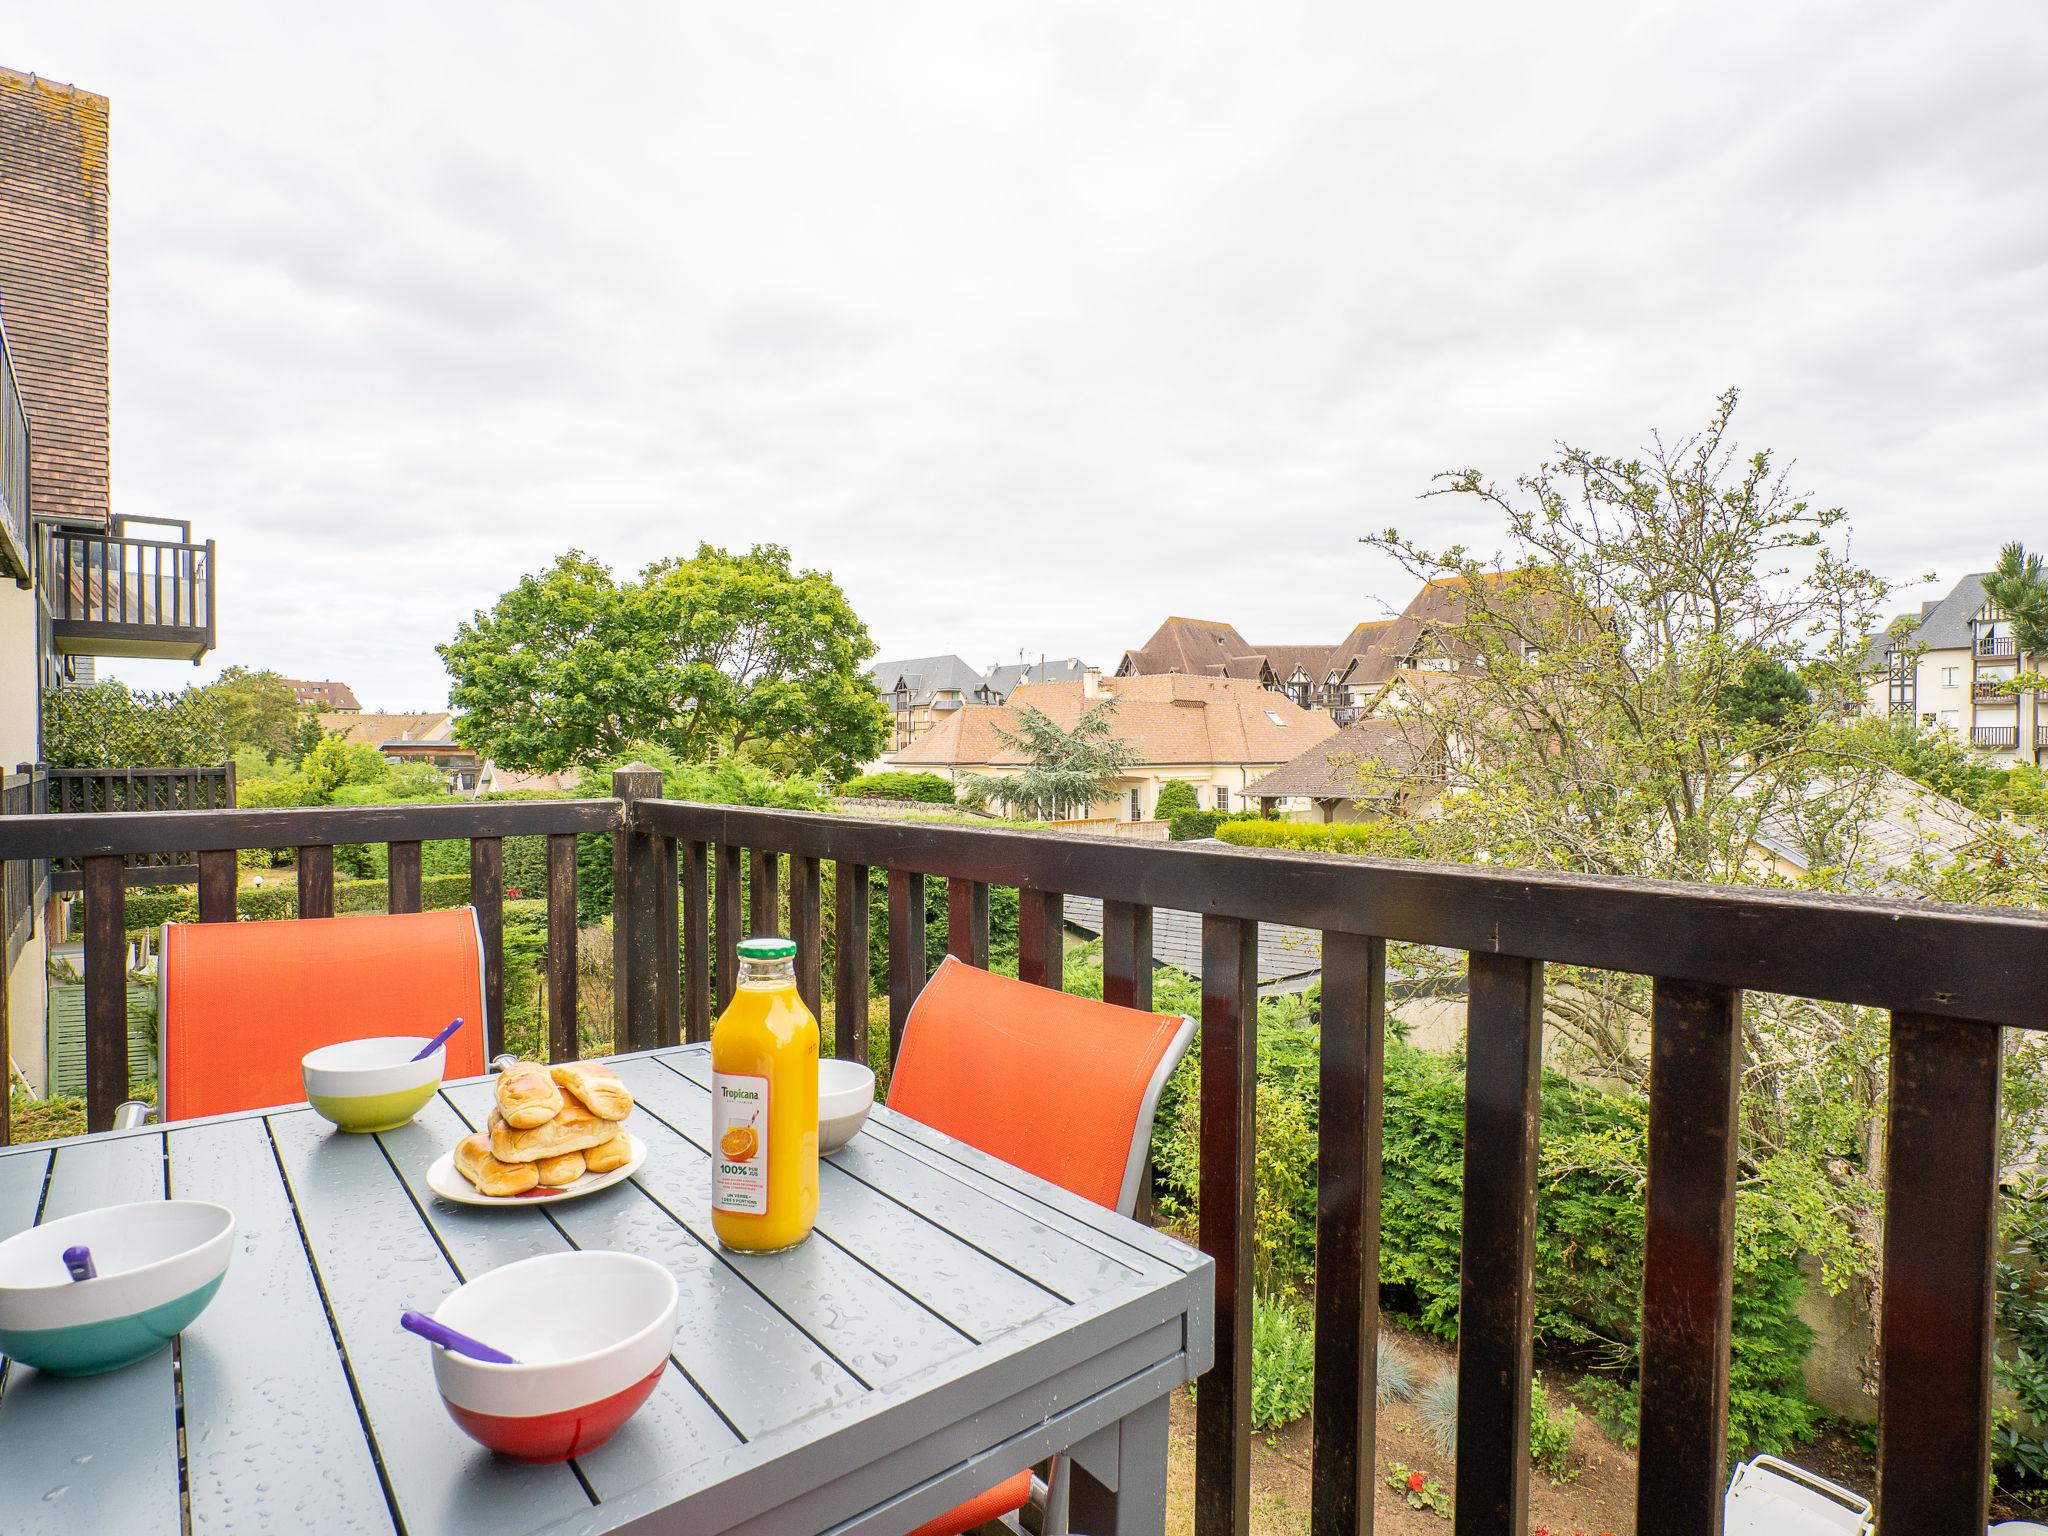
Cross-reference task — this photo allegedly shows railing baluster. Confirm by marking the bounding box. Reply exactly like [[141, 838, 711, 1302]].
[[83, 854, 127, 1133], [1637, 979, 1741, 1535], [546, 833, 579, 1062], [297, 845, 333, 919], [833, 861, 870, 1063], [611, 767, 676, 1052], [1878, 1012, 2002, 1534], [750, 848, 782, 937], [789, 854, 823, 1017], [1312, 931, 1386, 1536], [1102, 898, 1152, 1010], [1455, 952, 1544, 1536], [1196, 914, 1257, 1536], [715, 843, 743, 1012], [887, 869, 926, 1062], [1016, 886, 1064, 991], [470, 837, 505, 1058], [388, 840, 422, 914], [945, 877, 988, 967], [682, 840, 710, 1044], [197, 849, 236, 922]]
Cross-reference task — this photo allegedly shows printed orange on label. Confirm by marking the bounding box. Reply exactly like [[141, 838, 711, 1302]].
[[721, 1125, 758, 1161]]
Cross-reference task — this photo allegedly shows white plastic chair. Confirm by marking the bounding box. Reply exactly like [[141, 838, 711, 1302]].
[[1724, 1455, 1873, 1535]]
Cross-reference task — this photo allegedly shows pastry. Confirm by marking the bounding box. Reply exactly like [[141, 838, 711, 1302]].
[[535, 1151, 586, 1186], [582, 1130, 633, 1174], [455, 1130, 541, 1197], [550, 1063, 633, 1121], [490, 1101, 619, 1163], [495, 1063, 564, 1129]]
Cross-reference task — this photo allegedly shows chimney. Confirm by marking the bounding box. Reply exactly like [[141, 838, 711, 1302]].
[[1082, 667, 1102, 699]]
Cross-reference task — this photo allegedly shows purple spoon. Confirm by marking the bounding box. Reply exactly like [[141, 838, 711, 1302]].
[[412, 1017, 465, 1062], [400, 1309, 517, 1364], [62, 1246, 96, 1282]]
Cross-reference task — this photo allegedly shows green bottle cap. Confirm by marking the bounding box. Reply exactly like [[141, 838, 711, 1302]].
[[736, 937, 797, 960]]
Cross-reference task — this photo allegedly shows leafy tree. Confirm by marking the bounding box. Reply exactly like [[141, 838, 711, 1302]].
[[1152, 779, 1200, 821], [966, 701, 1137, 819], [439, 545, 888, 781], [200, 667, 307, 762], [1714, 656, 1813, 736], [42, 681, 228, 768]]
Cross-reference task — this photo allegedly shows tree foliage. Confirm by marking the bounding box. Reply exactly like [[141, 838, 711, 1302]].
[[207, 667, 318, 763], [439, 545, 888, 780], [965, 701, 1137, 819], [1983, 541, 2048, 660], [1152, 779, 1200, 821]]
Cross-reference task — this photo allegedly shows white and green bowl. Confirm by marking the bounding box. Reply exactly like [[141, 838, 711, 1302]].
[[0, 1200, 235, 1376], [302, 1037, 445, 1132]]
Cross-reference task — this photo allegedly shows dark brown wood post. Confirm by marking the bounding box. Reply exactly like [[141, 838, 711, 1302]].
[[832, 861, 870, 1064], [1016, 886, 1064, 991], [1102, 899, 1152, 1010], [1312, 931, 1386, 1536], [1878, 1013, 2002, 1535], [610, 765, 676, 1054], [1196, 914, 1257, 1536], [887, 869, 926, 1063], [297, 845, 333, 919], [749, 849, 781, 937], [682, 840, 711, 1043], [945, 877, 989, 967], [789, 855, 823, 1017], [388, 840, 423, 914], [714, 843, 743, 1012], [1456, 951, 1545, 1536], [1637, 979, 1742, 1534], [197, 849, 237, 923], [83, 854, 128, 1133], [470, 837, 505, 1058], [545, 834, 578, 1062]]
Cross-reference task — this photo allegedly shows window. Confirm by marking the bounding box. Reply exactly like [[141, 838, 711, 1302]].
[[1130, 788, 1142, 822], [1940, 710, 1960, 730], [1942, 666, 1959, 688], [1265, 709, 1285, 725], [1215, 786, 1230, 811]]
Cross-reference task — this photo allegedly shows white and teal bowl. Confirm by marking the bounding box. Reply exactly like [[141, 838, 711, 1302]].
[[302, 1036, 445, 1132], [0, 1200, 235, 1375]]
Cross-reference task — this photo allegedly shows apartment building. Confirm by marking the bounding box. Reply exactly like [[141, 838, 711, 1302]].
[[1864, 573, 2044, 766], [869, 654, 1089, 752]]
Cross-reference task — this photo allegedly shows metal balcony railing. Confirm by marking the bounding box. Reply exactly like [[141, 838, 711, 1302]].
[[1977, 635, 2018, 658], [1, 788, 2043, 1531], [1971, 724, 2019, 750]]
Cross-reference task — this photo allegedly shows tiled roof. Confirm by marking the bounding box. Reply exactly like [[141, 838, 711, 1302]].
[[890, 673, 1336, 768], [0, 68, 110, 528], [1118, 617, 1259, 677], [285, 678, 361, 711], [320, 711, 454, 747], [1246, 716, 1434, 799]]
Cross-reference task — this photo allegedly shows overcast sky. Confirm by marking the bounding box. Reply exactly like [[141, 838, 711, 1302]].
[[11, 2, 2047, 708]]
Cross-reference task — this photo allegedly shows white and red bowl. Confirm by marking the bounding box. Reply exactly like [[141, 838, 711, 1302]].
[[426, 1251, 678, 1463]]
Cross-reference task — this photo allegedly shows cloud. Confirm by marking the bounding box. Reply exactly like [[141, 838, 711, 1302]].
[[9, 0, 2045, 705]]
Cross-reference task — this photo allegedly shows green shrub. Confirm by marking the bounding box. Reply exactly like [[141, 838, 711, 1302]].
[[1569, 1375, 1638, 1450], [1169, 809, 1255, 841], [1215, 817, 1424, 856], [843, 771, 956, 805], [1250, 1294, 1315, 1431], [122, 871, 472, 933], [1152, 780, 1200, 822], [1377, 1334, 1421, 1406], [1528, 1375, 1580, 1481]]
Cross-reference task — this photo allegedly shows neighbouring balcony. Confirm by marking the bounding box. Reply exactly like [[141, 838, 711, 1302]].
[[0, 786, 2040, 1531], [0, 318, 29, 586], [40, 514, 217, 663], [1976, 679, 2016, 702], [1330, 704, 1362, 727], [1972, 724, 2020, 750], [1978, 634, 2019, 659]]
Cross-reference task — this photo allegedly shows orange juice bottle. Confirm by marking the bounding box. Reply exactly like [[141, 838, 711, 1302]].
[[710, 936, 819, 1251]]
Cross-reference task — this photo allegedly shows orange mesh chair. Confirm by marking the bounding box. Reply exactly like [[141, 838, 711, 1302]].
[[156, 909, 489, 1122], [886, 955, 1195, 1536]]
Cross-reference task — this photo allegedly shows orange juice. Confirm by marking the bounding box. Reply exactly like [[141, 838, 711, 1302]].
[[710, 937, 819, 1251]]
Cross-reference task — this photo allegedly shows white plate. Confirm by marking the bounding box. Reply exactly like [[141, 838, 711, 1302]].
[[426, 1134, 647, 1207]]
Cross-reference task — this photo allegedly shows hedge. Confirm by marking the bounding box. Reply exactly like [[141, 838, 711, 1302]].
[[843, 771, 957, 805], [123, 872, 473, 933], [1214, 818, 1425, 856], [1152, 780, 1201, 822], [1168, 809, 1259, 841]]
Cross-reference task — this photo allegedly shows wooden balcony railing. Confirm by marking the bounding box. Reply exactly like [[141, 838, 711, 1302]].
[[1972, 724, 2020, 750], [3, 778, 2045, 1534], [40, 515, 217, 662], [45, 763, 236, 891]]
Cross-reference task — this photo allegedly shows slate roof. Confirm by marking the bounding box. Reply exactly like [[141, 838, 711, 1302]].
[[889, 673, 1336, 768], [1861, 573, 1991, 670], [1749, 768, 2011, 887], [984, 657, 1089, 695], [869, 655, 994, 708], [0, 69, 111, 528], [1245, 716, 1435, 800], [1062, 895, 1324, 996]]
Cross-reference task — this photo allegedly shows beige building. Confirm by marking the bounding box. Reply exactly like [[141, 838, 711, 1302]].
[[886, 669, 1337, 821], [319, 711, 485, 792], [868, 654, 1089, 753], [1864, 572, 2044, 766]]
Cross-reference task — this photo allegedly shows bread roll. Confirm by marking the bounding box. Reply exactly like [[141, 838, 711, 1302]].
[[535, 1151, 586, 1186], [490, 1101, 619, 1163], [550, 1063, 633, 1121], [455, 1130, 541, 1197], [582, 1129, 633, 1174], [495, 1063, 564, 1129]]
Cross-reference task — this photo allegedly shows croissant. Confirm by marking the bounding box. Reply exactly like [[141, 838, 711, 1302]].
[[455, 1130, 541, 1197], [582, 1128, 633, 1174], [495, 1063, 564, 1129], [550, 1063, 633, 1121], [535, 1151, 586, 1186], [490, 1102, 619, 1163]]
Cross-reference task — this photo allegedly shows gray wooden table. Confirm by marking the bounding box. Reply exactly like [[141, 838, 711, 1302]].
[[0, 1044, 1212, 1536]]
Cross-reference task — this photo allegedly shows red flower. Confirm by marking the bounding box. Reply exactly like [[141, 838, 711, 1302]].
[[1407, 1472, 1425, 1492]]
